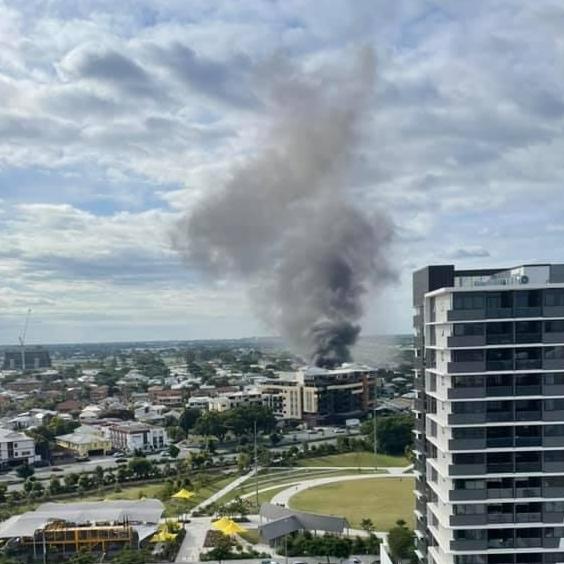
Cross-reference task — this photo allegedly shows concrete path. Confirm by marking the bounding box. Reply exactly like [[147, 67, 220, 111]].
[[191, 469, 255, 513], [175, 516, 212, 563], [270, 472, 415, 507]]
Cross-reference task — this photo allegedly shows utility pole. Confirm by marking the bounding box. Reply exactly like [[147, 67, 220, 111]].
[[254, 419, 259, 511]]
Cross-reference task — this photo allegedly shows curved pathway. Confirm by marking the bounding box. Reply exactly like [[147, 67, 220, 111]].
[[270, 471, 415, 507]]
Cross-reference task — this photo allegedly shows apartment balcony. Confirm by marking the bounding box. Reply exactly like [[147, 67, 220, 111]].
[[486, 360, 513, 371], [447, 309, 486, 321], [450, 489, 488, 501], [515, 358, 542, 370], [486, 307, 513, 318], [544, 383, 564, 395], [542, 511, 564, 523], [543, 435, 564, 447], [543, 331, 564, 343], [515, 487, 541, 497], [487, 462, 514, 473], [449, 438, 486, 450], [486, 385, 513, 396], [450, 539, 488, 551], [447, 361, 486, 373], [515, 384, 542, 395], [514, 306, 542, 317], [543, 305, 564, 317], [515, 332, 542, 343], [543, 409, 564, 421], [449, 463, 486, 476], [487, 437, 513, 448], [450, 514, 486, 526], [515, 461, 542, 472], [543, 486, 564, 497], [515, 409, 542, 421], [448, 386, 486, 399], [514, 436, 542, 447], [448, 412, 486, 424], [447, 335, 486, 348], [514, 511, 542, 523], [543, 460, 564, 472], [543, 358, 564, 370]]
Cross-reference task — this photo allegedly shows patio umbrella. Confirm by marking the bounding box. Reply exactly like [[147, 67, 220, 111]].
[[212, 516, 232, 530], [219, 520, 247, 536], [150, 530, 177, 543], [172, 488, 194, 500]]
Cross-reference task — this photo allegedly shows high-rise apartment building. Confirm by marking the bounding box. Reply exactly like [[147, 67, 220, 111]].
[[413, 264, 564, 564]]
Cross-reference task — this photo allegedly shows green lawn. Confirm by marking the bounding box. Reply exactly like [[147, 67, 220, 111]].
[[215, 467, 381, 507], [290, 477, 415, 531], [299, 452, 409, 468]]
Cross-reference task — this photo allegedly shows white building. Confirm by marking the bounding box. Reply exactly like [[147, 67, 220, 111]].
[[208, 389, 264, 412], [105, 422, 169, 453], [413, 263, 564, 564], [0, 428, 37, 467]]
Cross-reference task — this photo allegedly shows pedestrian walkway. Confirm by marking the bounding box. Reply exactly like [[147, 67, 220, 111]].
[[191, 469, 255, 513]]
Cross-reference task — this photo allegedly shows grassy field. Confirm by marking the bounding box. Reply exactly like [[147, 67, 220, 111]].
[[298, 452, 409, 468], [290, 477, 415, 531], [215, 467, 381, 507]]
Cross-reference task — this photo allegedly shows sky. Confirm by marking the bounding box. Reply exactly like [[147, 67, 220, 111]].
[[1, 0, 564, 345]]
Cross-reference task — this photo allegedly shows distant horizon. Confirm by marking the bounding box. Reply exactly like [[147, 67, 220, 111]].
[[0, 333, 411, 350]]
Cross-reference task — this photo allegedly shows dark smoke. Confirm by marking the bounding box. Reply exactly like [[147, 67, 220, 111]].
[[173, 49, 395, 366]]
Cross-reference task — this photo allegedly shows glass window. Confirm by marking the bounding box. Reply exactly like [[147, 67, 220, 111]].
[[453, 349, 484, 362], [453, 375, 484, 388], [545, 289, 564, 306], [545, 451, 564, 462], [453, 323, 485, 336], [545, 346, 564, 359], [545, 398, 564, 411], [545, 320, 564, 333], [545, 373, 564, 385], [453, 293, 485, 310], [544, 425, 564, 437]]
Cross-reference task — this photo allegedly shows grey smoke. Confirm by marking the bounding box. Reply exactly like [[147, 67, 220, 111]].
[[173, 49, 395, 366]]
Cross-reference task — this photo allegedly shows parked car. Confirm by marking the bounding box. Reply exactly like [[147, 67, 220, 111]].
[[115, 458, 128, 464]]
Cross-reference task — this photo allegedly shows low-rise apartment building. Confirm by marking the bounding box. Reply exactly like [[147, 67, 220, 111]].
[[0, 428, 37, 468], [208, 390, 264, 412], [105, 422, 169, 453], [147, 388, 185, 407], [259, 364, 377, 425]]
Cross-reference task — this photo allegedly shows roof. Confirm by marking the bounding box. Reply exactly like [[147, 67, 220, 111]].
[[259, 503, 348, 541], [0, 499, 164, 538]]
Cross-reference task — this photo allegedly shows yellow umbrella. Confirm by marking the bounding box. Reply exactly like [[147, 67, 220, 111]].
[[212, 516, 232, 530], [172, 488, 194, 500], [150, 530, 177, 543], [219, 520, 247, 536]]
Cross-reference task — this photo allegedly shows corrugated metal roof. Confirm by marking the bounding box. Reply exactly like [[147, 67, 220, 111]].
[[0, 499, 164, 539], [259, 503, 348, 541]]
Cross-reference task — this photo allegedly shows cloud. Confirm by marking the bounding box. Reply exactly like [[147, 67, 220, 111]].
[[446, 247, 491, 260]]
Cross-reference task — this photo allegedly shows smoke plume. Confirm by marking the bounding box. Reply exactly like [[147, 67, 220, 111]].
[[173, 49, 395, 367]]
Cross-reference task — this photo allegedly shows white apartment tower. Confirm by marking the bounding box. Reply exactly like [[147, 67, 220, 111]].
[[413, 264, 564, 564]]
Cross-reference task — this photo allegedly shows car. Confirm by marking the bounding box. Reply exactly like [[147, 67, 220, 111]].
[[261, 560, 279, 564], [50, 467, 63, 472], [115, 458, 128, 464], [75, 455, 90, 462], [349, 558, 362, 564], [112, 452, 125, 458], [293, 561, 307, 564]]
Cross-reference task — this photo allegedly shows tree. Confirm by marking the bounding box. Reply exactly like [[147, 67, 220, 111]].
[[94, 465, 105, 487], [388, 520, 415, 563], [360, 518, 375, 534], [207, 532, 234, 563], [16, 462, 34, 479], [68, 548, 96, 564], [178, 408, 201, 433], [0, 484, 7, 503], [112, 547, 149, 564], [363, 415, 414, 457], [237, 452, 252, 472], [48, 476, 62, 495], [128, 457, 154, 479], [168, 444, 180, 458], [193, 411, 228, 442]]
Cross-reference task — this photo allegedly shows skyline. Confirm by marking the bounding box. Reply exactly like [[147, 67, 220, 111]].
[[2, 1, 564, 344]]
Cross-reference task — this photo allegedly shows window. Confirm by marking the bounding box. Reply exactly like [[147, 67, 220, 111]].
[[454, 323, 485, 336], [545, 289, 564, 306], [454, 503, 485, 515], [545, 425, 564, 437], [453, 375, 484, 388], [544, 501, 564, 512], [453, 293, 485, 310], [545, 373, 564, 385], [515, 290, 542, 307], [545, 320, 564, 333], [545, 398, 564, 411], [545, 451, 564, 462], [545, 346, 564, 359], [453, 349, 484, 362], [453, 427, 484, 439]]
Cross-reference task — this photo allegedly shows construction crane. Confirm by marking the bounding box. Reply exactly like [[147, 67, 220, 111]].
[[18, 308, 32, 371]]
